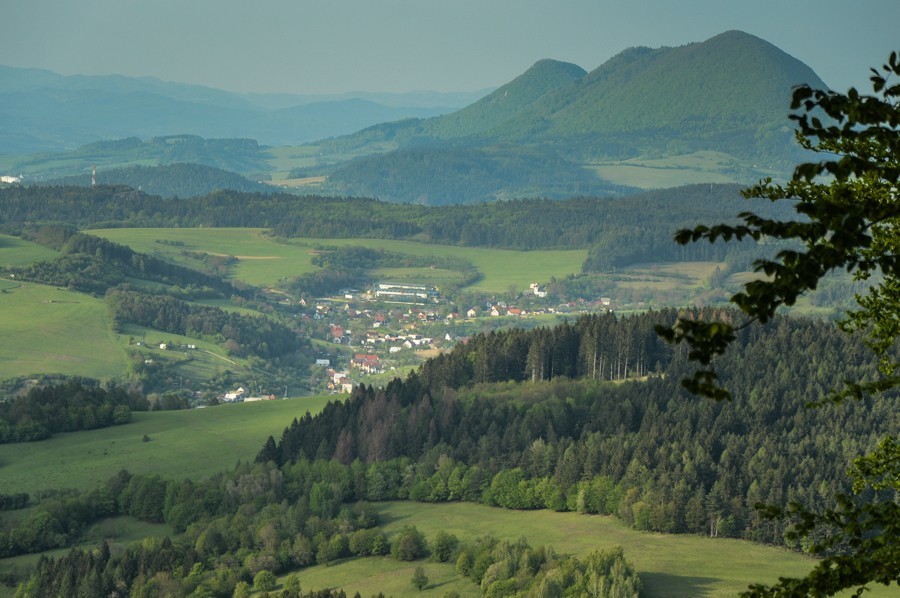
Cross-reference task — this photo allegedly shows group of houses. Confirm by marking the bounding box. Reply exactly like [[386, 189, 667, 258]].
[[324, 369, 355, 394]]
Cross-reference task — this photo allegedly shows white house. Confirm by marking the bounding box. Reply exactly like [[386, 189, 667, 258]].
[[223, 387, 247, 402], [530, 282, 548, 298]]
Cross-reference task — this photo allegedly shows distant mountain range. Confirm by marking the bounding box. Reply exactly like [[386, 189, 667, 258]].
[[2, 31, 830, 204], [0, 65, 487, 154]]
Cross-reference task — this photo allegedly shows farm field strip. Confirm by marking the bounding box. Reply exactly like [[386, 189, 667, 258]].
[[88, 228, 589, 292]]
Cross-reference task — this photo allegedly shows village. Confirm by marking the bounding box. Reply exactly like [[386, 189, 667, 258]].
[[128, 278, 616, 402], [298, 280, 614, 395]]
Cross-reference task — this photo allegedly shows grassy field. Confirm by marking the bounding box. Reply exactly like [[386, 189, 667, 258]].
[[589, 151, 771, 189], [0, 395, 332, 496], [0, 280, 127, 379], [264, 145, 324, 180], [0, 234, 59, 268], [1, 401, 888, 597], [294, 501, 837, 598], [87, 228, 589, 292], [284, 237, 587, 294], [118, 322, 262, 389], [0, 278, 252, 384], [85, 227, 320, 287]]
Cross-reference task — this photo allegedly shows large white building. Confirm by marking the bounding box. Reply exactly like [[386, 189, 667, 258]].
[[373, 282, 440, 304]]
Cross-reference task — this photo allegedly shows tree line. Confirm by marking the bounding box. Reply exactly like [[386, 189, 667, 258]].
[[0, 183, 794, 271], [106, 289, 306, 359], [3, 227, 245, 299], [0, 378, 146, 444], [6, 462, 639, 597], [6, 310, 889, 593]]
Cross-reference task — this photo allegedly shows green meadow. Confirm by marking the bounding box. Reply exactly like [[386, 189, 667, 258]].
[[0, 280, 127, 379], [0, 234, 59, 268], [0, 279, 256, 384], [0, 396, 331, 496], [85, 227, 317, 287], [87, 228, 588, 293], [118, 322, 261, 386], [295, 501, 828, 598], [588, 151, 774, 190]]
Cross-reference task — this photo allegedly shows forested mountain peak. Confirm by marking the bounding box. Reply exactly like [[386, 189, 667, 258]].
[[314, 31, 828, 202], [510, 29, 827, 146], [337, 58, 586, 145], [331, 29, 825, 152]]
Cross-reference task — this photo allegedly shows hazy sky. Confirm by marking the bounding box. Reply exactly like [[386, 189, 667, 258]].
[[3, 0, 897, 95]]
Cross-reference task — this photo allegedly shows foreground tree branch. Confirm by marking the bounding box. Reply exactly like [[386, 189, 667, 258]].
[[658, 52, 900, 596]]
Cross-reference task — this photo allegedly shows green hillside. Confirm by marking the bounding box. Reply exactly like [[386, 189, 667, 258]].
[[0, 396, 331, 495], [302, 30, 826, 202], [0, 280, 127, 380], [549, 32, 817, 130], [329, 59, 586, 150], [6, 135, 271, 181], [331, 30, 823, 163]]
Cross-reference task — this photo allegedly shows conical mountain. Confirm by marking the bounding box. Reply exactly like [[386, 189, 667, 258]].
[[508, 30, 826, 158], [331, 59, 585, 149], [420, 58, 586, 139], [318, 31, 830, 203], [329, 30, 825, 163]]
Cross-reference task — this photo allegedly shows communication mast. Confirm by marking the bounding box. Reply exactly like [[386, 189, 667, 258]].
[[91, 165, 97, 188]]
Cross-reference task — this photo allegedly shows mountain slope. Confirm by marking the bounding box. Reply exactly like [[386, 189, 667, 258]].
[[517, 30, 826, 161], [325, 59, 585, 153], [316, 30, 827, 200], [405, 58, 587, 140]]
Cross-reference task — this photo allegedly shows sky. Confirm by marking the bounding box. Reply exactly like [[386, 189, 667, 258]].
[[3, 0, 897, 96]]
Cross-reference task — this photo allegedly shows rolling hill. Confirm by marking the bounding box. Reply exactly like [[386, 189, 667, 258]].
[[47, 162, 272, 198]]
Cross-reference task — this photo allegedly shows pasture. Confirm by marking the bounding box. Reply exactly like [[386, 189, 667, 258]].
[[118, 322, 257, 386], [86, 227, 319, 287], [87, 228, 589, 293], [0, 395, 332, 496], [0, 277, 255, 384], [0, 280, 127, 379], [295, 501, 828, 598], [0, 234, 59, 268], [263, 145, 324, 180], [588, 151, 769, 189]]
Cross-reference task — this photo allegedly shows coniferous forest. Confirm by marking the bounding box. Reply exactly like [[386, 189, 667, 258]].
[[7, 309, 895, 596], [0, 184, 790, 272]]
